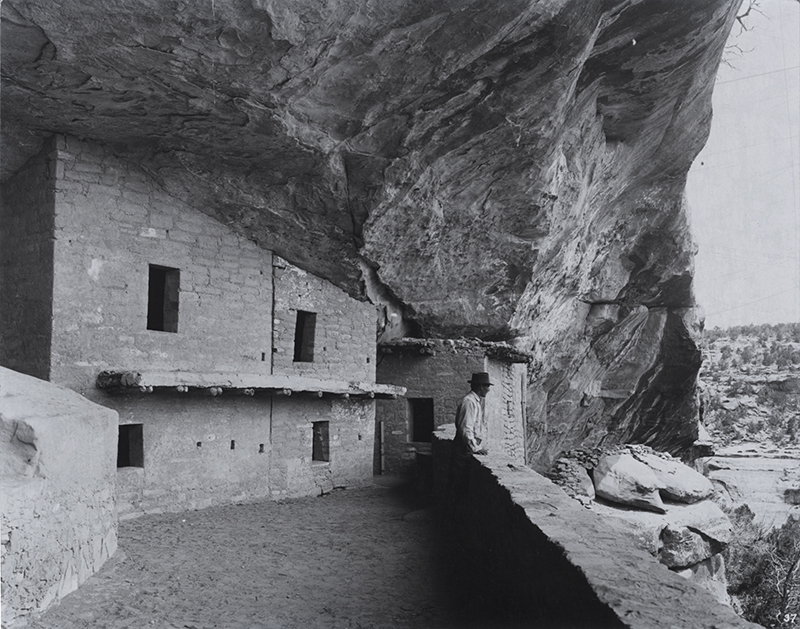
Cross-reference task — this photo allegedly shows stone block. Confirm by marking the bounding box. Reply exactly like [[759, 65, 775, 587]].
[[121, 189, 150, 205], [149, 213, 173, 229]]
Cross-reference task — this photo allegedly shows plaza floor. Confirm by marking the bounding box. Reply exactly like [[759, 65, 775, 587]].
[[23, 478, 465, 629]]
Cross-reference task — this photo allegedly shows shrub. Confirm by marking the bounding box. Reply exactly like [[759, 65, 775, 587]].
[[726, 505, 800, 628], [768, 412, 785, 430]]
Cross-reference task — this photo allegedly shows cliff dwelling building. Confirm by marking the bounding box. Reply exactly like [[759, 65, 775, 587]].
[[376, 337, 531, 475], [1, 135, 405, 519]]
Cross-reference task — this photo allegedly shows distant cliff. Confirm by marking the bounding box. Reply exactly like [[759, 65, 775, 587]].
[[699, 323, 800, 526], [1, 0, 741, 467]]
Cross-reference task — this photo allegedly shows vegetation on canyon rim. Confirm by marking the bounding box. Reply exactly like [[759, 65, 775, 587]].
[[701, 323, 800, 446], [725, 505, 800, 628], [702, 323, 800, 626]]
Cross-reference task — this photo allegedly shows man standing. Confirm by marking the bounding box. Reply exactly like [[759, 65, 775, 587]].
[[444, 372, 493, 543], [454, 372, 492, 456]]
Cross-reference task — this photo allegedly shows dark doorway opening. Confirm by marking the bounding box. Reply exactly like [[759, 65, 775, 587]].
[[147, 265, 180, 332], [117, 423, 144, 468], [409, 398, 435, 442], [312, 420, 330, 462], [293, 310, 317, 362]]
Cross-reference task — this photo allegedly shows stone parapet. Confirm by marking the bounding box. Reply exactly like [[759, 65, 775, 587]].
[[432, 424, 759, 628]]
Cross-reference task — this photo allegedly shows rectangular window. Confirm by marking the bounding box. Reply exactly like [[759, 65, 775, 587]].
[[293, 310, 317, 362], [312, 420, 330, 462], [117, 423, 144, 468], [147, 265, 180, 332], [409, 398, 435, 443]]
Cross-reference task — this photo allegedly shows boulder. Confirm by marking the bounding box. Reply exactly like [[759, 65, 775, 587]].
[[576, 468, 596, 502], [637, 451, 714, 504], [593, 453, 667, 513], [589, 502, 666, 556], [673, 554, 731, 607], [663, 499, 732, 547], [590, 496, 732, 562], [785, 487, 800, 505], [659, 524, 717, 568]]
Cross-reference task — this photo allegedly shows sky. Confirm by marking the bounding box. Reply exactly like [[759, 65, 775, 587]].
[[686, 0, 800, 330]]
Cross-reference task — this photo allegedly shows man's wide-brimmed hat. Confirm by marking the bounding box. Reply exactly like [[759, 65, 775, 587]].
[[469, 372, 493, 386]]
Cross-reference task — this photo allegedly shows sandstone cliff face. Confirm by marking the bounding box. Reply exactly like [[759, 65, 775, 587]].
[[1, 1, 740, 467]]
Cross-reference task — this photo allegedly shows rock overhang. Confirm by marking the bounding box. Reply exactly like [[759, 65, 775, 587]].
[[1, 0, 738, 333], [1, 0, 742, 462]]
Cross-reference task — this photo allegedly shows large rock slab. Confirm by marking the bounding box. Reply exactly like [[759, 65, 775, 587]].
[[637, 451, 714, 504], [593, 452, 667, 513], [590, 498, 732, 568]]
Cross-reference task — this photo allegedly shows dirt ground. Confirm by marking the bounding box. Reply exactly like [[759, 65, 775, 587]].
[[22, 478, 467, 629]]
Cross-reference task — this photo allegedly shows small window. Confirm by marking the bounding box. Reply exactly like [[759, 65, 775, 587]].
[[147, 265, 180, 332], [409, 398, 435, 443], [293, 310, 317, 362], [312, 421, 330, 462], [117, 424, 144, 468]]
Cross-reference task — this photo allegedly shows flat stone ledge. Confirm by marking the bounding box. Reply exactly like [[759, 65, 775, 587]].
[[96, 370, 405, 399], [434, 424, 759, 629]]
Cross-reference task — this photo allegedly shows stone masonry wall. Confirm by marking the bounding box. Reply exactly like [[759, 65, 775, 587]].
[[0, 145, 55, 380], [48, 135, 275, 396], [34, 134, 379, 513], [109, 393, 375, 514], [433, 425, 759, 629], [376, 349, 484, 474], [1, 368, 117, 627], [270, 397, 375, 498], [376, 349, 526, 474], [272, 257, 376, 383], [485, 359, 526, 464], [108, 393, 273, 519]]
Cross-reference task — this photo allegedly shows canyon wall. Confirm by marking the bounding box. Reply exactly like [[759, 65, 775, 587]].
[[1, 0, 741, 465]]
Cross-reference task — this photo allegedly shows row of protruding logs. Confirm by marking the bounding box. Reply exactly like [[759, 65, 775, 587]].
[[99, 375, 394, 399]]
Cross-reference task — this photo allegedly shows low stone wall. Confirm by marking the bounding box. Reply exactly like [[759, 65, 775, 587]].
[[433, 425, 758, 629], [0, 368, 118, 626]]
